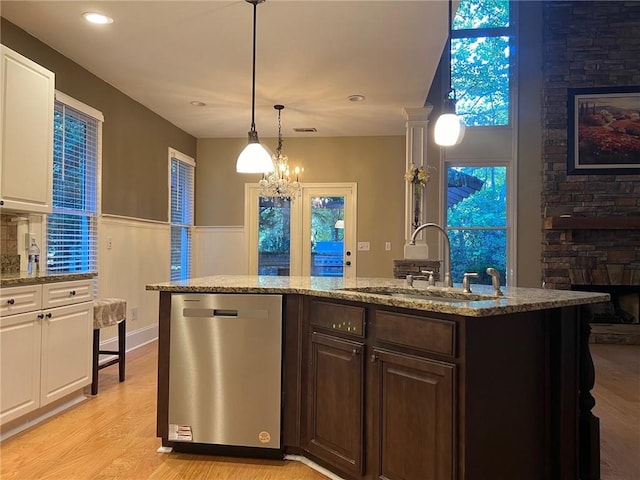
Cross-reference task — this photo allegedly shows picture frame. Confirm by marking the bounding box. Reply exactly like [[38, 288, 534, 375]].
[[567, 86, 640, 175]]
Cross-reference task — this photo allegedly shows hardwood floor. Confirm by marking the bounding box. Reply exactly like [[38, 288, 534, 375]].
[[1, 341, 638, 479], [591, 343, 640, 480]]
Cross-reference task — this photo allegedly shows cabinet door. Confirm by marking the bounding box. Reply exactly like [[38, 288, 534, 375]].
[[0, 311, 42, 425], [40, 302, 92, 406], [307, 332, 365, 477], [371, 349, 456, 480], [0, 45, 55, 213]]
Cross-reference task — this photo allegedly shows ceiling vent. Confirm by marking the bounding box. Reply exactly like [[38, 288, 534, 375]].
[[293, 127, 317, 133]]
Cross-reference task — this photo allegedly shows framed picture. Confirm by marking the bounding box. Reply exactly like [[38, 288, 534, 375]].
[[567, 86, 640, 175]]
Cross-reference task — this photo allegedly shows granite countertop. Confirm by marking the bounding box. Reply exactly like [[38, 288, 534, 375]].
[[146, 275, 610, 317], [0, 271, 97, 287]]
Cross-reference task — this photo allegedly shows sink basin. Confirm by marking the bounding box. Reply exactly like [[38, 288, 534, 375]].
[[338, 286, 494, 302]]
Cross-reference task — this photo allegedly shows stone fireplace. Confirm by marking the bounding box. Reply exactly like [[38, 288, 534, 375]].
[[540, 2, 640, 343]]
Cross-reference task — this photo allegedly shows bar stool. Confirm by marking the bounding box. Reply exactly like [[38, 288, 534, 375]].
[[92, 298, 126, 395]]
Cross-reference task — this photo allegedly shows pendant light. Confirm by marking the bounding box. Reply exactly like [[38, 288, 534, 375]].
[[236, 0, 274, 173], [434, 0, 465, 147]]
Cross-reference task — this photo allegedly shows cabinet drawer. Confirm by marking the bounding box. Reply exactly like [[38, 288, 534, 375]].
[[309, 300, 365, 337], [42, 280, 93, 308], [375, 310, 456, 357], [0, 284, 42, 316]]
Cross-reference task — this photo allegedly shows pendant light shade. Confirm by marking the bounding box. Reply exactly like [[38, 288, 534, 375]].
[[237, 131, 273, 173], [434, 0, 465, 147], [236, 0, 274, 174], [434, 97, 466, 146]]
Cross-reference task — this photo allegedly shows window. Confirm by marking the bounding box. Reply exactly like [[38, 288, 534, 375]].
[[446, 165, 508, 286], [170, 150, 195, 281], [47, 94, 101, 273], [450, 0, 512, 126]]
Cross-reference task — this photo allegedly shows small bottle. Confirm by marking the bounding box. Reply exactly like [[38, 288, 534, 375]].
[[27, 238, 40, 276]]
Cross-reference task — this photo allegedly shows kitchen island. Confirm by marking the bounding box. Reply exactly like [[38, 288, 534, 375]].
[[147, 275, 609, 480]]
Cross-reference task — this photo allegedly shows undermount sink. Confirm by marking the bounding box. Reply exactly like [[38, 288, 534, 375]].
[[338, 286, 495, 303]]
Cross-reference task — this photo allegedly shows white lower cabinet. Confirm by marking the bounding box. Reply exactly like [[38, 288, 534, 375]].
[[0, 280, 93, 426]]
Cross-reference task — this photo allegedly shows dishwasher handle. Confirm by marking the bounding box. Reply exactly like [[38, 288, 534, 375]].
[[182, 308, 238, 318]]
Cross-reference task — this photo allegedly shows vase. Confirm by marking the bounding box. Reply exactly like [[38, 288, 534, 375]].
[[412, 184, 422, 231]]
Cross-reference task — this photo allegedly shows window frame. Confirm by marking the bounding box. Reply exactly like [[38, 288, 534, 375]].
[[449, 0, 517, 127], [46, 91, 102, 275], [168, 148, 195, 282]]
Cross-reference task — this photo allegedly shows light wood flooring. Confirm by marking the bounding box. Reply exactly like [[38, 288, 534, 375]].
[[1, 341, 638, 480]]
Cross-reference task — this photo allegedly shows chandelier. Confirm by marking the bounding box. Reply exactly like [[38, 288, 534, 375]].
[[259, 105, 303, 199]]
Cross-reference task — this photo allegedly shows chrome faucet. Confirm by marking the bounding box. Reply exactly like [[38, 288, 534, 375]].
[[486, 267, 503, 297], [409, 223, 453, 287]]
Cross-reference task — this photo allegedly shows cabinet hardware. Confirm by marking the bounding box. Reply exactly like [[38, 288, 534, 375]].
[[37, 313, 44, 320], [352, 348, 360, 356], [7, 298, 15, 305], [370, 354, 378, 363], [69, 290, 76, 296], [45, 313, 52, 319], [345, 261, 352, 266]]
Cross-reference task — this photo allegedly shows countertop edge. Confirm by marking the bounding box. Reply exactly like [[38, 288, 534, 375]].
[[1, 272, 97, 287], [145, 277, 610, 317]]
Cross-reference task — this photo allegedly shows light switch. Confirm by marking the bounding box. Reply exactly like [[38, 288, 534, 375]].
[[385, 242, 392, 251], [357, 241, 370, 251]]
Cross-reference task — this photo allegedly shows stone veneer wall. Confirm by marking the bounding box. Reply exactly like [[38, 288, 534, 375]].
[[541, 1, 640, 290]]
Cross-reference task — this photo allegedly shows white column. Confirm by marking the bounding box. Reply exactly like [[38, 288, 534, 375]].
[[403, 106, 433, 244]]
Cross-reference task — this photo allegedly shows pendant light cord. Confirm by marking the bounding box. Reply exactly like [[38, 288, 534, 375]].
[[250, 1, 258, 132], [446, 0, 453, 102]]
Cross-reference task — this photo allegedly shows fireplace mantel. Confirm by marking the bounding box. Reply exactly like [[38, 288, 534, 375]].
[[544, 216, 640, 230]]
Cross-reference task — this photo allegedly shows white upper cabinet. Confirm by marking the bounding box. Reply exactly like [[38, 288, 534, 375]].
[[0, 45, 55, 213]]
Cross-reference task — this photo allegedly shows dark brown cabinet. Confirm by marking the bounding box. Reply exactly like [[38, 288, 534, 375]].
[[306, 332, 365, 477], [370, 348, 455, 480]]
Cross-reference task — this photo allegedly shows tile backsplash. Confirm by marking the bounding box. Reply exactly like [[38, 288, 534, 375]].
[[1, 214, 18, 255], [1, 214, 20, 273]]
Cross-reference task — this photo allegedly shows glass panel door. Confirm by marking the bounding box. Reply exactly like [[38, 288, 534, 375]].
[[257, 197, 292, 276], [302, 185, 356, 279], [309, 196, 345, 277]]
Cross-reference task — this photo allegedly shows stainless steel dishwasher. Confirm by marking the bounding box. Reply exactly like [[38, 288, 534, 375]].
[[168, 293, 283, 451]]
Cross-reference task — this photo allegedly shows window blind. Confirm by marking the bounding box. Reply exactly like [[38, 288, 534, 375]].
[[47, 101, 99, 273], [170, 156, 194, 281]]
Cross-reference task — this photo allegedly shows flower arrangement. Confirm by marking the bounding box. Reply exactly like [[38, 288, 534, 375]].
[[405, 164, 432, 188], [405, 164, 435, 231]]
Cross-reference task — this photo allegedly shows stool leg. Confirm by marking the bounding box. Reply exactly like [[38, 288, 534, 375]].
[[91, 329, 100, 395], [118, 319, 126, 382]]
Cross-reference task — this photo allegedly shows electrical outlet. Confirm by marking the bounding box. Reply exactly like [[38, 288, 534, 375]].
[[357, 241, 370, 251], [131, 307, 138, 321], [107, 237, 113, 250], [385, 242, 392, 251], [25, 232, 36, 248]]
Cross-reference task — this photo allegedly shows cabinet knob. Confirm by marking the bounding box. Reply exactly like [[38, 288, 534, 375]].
[[38, 313, 44, 320], [45, 312, 52, 319], [7, 298, 15, 305], [370, 354, 378, 363], [352, 348, 360, 356], [345, 261, 352, 266], [69, 290, 76, 296]]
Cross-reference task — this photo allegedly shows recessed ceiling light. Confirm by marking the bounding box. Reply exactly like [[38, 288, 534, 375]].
[[82, 12, 114, 25], [348, 94, 365, 102], [190, 101, 206, 107]]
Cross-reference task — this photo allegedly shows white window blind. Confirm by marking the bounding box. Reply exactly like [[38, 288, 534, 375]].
[[47, 100, 99, 273], [170, 153, 194, 281]]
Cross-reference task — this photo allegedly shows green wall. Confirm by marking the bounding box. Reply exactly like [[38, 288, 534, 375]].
[[1, 19, 197, 222]]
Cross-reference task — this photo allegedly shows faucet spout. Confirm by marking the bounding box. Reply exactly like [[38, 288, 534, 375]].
[[409, 223, 452, 288]]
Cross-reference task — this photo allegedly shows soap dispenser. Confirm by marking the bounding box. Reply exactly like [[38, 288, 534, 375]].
[[27, 237, 40, 276]]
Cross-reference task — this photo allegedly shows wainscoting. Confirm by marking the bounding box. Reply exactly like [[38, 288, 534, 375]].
[[193, 226, 247, 277]]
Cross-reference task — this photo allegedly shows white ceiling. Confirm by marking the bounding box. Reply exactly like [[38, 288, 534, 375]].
[[1, 0, 449, 138]]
